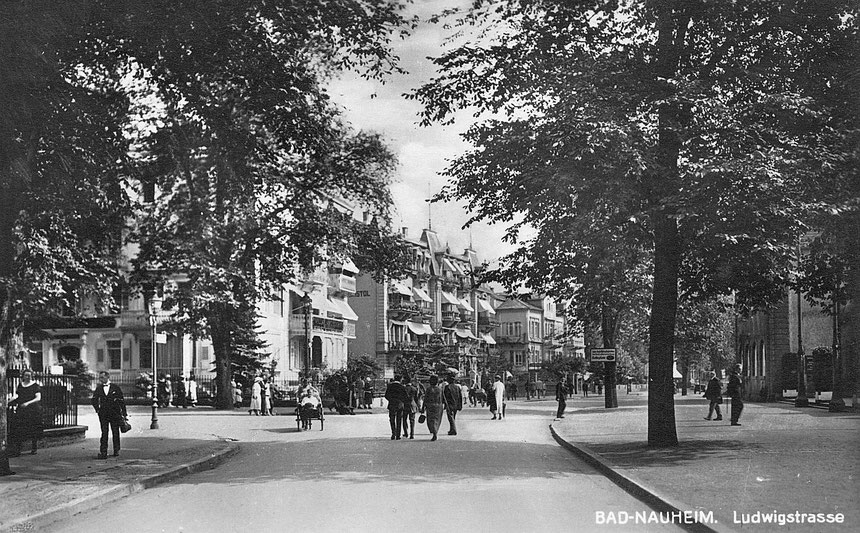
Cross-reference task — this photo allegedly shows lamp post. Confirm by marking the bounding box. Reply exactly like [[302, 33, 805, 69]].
[[148, 293, 162, 429], [300, 293, 312, 379]]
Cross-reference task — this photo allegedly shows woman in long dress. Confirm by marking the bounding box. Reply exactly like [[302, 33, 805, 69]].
[[492, 375, 505, 420], [421, 375, 443, 441], [249, 377, 262, 415], [9, 369, 43, 456]]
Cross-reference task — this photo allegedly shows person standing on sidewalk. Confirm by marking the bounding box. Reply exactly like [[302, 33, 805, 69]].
[[443, 376, 463, 435], [555, 374, 568, 419], [726, 365, 744, 426], [8, 369, 43, 457], [249, 376, 262, 415], [703, 371, 723, 421], [384, 376, 409, 440], [91, 371, 128, 459], [187, 373, 198, 408]]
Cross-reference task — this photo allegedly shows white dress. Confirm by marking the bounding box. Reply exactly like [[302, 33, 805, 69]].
[[250, 381, 262, 410], [493, 381, 505, 413]]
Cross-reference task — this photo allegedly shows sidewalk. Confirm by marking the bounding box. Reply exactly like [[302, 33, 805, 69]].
[[0, 406, 239, 533], [551, 393, 860, 532]]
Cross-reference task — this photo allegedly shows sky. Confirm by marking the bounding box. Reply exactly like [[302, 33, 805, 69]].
[[327, 0, 517, 266]]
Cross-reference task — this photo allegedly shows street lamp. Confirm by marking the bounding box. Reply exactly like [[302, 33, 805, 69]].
[[148, 293, 162, 429], [300, 293, 312, 379]]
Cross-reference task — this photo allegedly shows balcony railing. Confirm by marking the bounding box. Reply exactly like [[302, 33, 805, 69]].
[[442, 311, 459, 323], [389, 341, 420, 352], [119, 309, 150, 330], [478, 316, 499, 328]]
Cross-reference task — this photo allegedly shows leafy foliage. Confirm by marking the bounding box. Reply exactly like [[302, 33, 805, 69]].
[[412, 0, 858, 445]]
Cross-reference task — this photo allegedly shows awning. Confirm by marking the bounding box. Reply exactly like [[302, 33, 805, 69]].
[[477, 299, 496, 315], [459, 298, 474, 312], [407, 321, 435, 336], [454, 327, 478, 340], [309, 291, 337, 315], [481, 333, 497, 345], [441, 291, 460, 305], [389, 319, 407, 327], [336, 258, 359, 274], [329, 297, 358, 321], [390, 280, 412, 297], [412, 287, 432, 303], [442, 257, 460, 274]]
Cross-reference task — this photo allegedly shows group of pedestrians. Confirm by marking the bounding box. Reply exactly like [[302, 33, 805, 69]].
[[384, 374, 466, 441], [703, 365, 744, 426], [248, 375, 276, 416], [155, 372, 198, 408]]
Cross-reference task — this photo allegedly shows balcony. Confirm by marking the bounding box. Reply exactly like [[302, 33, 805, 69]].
[[312, 316, 343, 334], [497, 333, 528, 344], [478, 315, 500, 331], [388, 301, 419, 320], [389, 341, 420, 353], [441, 311, 459, 326], [118, 309, 150, 331], [328, 273, 356, 294]]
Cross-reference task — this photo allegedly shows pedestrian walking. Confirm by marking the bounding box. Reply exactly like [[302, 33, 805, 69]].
[[157, 373, 172, 408], [384, 375, 409, 440], [249, 376, 262, 415], [231, 378, 243, 408], [703, 371, 723, 421], [509, 381, 518, 400], [353, 377, 365, 409], [187, 373, 198, 408], [364, 377, 374, 409], [555, 375, 568, 419], [443, 376, 464, 435], [91, 371, 128, 459], [727, 365, 744, 426], [265, 377, 275, 415], [421, 375, 444, 441], [174, 375, 187, 408], [491, 375, 505, 420], [402, 376, 421, 439], [8, 369, 43, 457]]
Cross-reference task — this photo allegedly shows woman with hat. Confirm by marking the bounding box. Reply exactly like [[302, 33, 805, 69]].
[[249, 376, 263, 415]]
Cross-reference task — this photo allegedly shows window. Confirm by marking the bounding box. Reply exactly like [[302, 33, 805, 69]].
[[200, 346, 210, 363], [139, 342, 152, 369], [529, 318, 540, 340], [107, 340, 122, 370], [514, 351, 525, 365]]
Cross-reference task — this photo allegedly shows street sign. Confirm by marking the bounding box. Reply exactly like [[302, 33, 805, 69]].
[[590, 348, 617, 362], [156, 333, 168, 344]]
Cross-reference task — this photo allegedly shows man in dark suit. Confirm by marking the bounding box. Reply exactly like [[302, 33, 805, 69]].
[[443, 376, 464, 436], [91, 371, 128, 459], [384, 376, 409, 440], [556, 374, 569, 419]]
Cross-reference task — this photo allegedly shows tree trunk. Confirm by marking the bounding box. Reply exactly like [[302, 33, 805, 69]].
[[211, 312, 233, 410], [648, 214, 682, 446], [602, 309, 618, 409]]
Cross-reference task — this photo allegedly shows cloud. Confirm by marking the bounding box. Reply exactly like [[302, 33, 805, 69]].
[[327, 0, 518, 264]]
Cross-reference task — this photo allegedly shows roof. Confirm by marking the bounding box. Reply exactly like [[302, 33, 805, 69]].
[[496, 299, 542, 312]]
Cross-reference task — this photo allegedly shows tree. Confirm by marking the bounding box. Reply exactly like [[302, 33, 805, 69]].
[[118, 1, 412, 408], [413, 1, 857, 446], [0, 2, 134, 476]]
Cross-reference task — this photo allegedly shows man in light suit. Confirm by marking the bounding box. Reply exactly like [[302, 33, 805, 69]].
[[91, 371, 128, 459], [443, 376, 464, 435]]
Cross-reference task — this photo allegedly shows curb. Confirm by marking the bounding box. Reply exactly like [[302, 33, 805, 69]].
[[1, 441, 240, 533], [549, 424, 734, 533]]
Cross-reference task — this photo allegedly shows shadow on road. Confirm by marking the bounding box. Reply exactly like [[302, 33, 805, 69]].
[[586, 439, 758, 469]]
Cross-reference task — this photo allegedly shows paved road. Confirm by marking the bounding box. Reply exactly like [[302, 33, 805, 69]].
[[49, 401, 681, 533]]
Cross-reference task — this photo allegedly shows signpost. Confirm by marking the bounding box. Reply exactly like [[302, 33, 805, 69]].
[[590, 348, 617, 362]]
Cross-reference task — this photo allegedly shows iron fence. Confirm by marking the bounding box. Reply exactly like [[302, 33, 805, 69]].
[[7, 372, 79, 428]]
